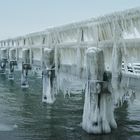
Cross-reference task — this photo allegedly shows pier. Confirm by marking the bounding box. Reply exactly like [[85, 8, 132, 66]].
[[0, 7, 140, 134]]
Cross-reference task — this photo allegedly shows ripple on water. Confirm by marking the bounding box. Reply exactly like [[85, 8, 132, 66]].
[[0, 124, 17, 131]]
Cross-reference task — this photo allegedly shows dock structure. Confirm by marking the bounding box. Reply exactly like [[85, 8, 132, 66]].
[[0, 7, 140, 134]]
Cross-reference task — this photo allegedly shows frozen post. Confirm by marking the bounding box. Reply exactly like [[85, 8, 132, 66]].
[[0, 48, 8, 74], [21, 49, 31, 88], [8, 49, 17, 80], [82, 47, 117, 134], [0, 59, 7, 74], [42, 48, 56, 104]]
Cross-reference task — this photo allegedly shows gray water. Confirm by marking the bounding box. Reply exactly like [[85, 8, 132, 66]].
[[0, 73, 140, 140]]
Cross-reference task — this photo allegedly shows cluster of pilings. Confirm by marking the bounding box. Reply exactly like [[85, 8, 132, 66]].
[[0, 47, 57, 104], [0, 44, 125, 134]]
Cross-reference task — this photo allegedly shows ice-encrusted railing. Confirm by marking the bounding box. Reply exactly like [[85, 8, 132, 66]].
[[1, 7, 140, 49]]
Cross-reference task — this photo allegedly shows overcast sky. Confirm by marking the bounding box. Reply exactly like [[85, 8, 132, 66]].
[[0, 0, 140, 40]]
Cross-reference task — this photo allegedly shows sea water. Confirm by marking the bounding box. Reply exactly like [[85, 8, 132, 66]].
[[0, 73, 140, 140]]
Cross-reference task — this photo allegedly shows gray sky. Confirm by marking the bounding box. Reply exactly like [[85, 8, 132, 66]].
[[0, 0, 140, 40]]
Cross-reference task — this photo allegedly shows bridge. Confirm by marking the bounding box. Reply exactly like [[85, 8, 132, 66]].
[[0, 7, 140, 134]]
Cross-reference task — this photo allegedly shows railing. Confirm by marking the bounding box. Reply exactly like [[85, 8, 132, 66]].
[[122, 62, 140, 74]]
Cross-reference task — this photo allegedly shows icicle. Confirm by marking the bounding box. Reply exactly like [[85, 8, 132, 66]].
[[77, 47, 81, 76], [111, 43, 123, 105], [106, 94, 117, 129], [101, 94, 111, 133], [54, 46, 60, 93], [111, 20, 127, 105]]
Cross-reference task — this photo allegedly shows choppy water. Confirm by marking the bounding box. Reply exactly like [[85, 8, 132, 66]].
[[0, 73, 140, 140]]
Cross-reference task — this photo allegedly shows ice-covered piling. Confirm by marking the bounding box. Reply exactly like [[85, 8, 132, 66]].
[[21, 49, 31, 88], [42, 48, 56, 104], [8, 49, 17, 80], [82, 47, 117, 134], [8, 61, 17, 80], [0, 48, 8, 74], [0, 58, 7, 74]]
